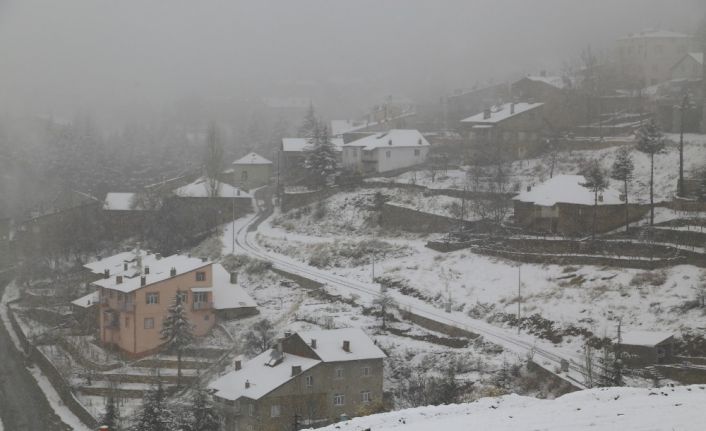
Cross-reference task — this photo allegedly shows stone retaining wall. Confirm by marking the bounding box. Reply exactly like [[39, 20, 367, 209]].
[[380, 202, 472, 233]]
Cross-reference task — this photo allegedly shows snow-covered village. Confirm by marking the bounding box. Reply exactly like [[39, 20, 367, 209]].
[[2, 1, 706, 430]]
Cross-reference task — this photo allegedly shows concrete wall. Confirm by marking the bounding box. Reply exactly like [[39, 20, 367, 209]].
[[380, 202, 472, 233]]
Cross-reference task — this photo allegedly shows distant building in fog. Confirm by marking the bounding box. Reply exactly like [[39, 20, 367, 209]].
[[615, 29, 695, 86]]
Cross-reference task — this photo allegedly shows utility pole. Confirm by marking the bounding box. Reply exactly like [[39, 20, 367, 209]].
[[371, 250, 375, 282], [517, 265, 521, 335], [678, 92, 690, 197], [232, 170, 236, 254], [615, 319, 623, 386]]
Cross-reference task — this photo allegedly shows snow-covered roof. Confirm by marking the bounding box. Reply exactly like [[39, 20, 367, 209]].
[[71, 291, 100, 308], [513, 175, 623, 207], [330, 120, 367, 136], [88, 252, 211, 293], [673, 52, 704, 68], [461, 102, 543, 124], [281, 137, 345, 153], [619, 330, 675, 347], [343, 130, 430, 151], [232, 152, 272, 165], [210, 263, 257, 309], [103, 192, 137, 211], [523, 75, 574, 90], [208, 349, 321, 401], [295, 328, 387, 362], [174, 177, 251, 198], [619, 30, 691, 40]]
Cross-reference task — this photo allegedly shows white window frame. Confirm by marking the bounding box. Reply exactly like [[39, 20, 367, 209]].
[[270, 404, 281, 418], [361, 391, 371, 403], [362, 366, 371, 377], [146, 292, 159, 305], [305, 375, 313, 388], [144, 317, 154, 329], [333, 394, 345, 406], [334, 367, 344, 379]]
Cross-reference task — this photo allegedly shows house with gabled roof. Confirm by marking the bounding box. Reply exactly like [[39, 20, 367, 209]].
[[341, 129, 429, 174], [86, 250, 257, 357], [226, 152, 273, 190], [671, 52, 703, 81], [210, 328, 386, 431]]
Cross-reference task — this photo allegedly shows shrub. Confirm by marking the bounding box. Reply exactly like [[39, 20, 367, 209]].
[[630, 270, 667, 287]]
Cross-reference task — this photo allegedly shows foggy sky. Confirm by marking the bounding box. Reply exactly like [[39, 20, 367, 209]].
[[1, 0, 704, 120]]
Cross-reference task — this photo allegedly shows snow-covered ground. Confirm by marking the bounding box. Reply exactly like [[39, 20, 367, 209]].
[[309, 385, 706, 431], [371, 133, 706, 204]]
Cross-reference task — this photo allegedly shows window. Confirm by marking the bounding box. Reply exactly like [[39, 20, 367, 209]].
[[385, 150, 391, 158], [414, 149, 420, 156], [270, 404, 280, 418], [175, 291, 188, 304], [362, 366, 371, 377], [333, 394, 345, 406], [146, 293, 159, 304], [248, 404, 255, 417], [361, 391, 371, 403], [305, 375, 313, 388], [334, 368, 344, 379], [196, 271, 206, 282], [125, 316, 130, 328], [194, 292, 208, 303], [144, 318, 154, 329]]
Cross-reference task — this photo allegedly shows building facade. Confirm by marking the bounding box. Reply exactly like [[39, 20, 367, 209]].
[[229, 153, 273, 190], [615, 30, 695, 86], [210, 328, 386, 431], [88, 251, 256, 357], [341, 129, 430, 174], [670, 52, 703, 81]]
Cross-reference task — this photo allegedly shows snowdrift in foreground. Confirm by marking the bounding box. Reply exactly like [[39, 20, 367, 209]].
[[310, 386, 706, 431]]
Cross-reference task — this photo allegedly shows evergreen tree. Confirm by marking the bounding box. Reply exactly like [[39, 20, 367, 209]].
[[580, 160, 609, 240], [610, 146, 635, 232], [100, 395, 120, 431], [204, 122, 224, 198], [299, 103, 319, 138], [303, 125, 338, 188], [160, 291, 194, 387], [636, 120, 666, 226], [190, 386, 220, 431], [131, 382, 173, 431]]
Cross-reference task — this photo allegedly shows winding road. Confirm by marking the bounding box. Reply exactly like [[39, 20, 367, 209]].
[[233, 204, 589, 389], [0, 275, 72, 431]]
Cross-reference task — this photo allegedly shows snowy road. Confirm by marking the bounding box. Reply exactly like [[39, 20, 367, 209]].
[[231, 209, 589, 389]]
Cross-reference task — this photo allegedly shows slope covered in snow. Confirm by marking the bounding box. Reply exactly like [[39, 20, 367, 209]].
[[311, 386, 706, 431]]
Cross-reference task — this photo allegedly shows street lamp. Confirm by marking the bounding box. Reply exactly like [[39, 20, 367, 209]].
[[677, 92, 693, 197]]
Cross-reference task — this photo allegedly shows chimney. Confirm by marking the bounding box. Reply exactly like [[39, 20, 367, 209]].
[[291, 365, 302, 376], [483, 108, 491, 120], [276, 342, 283, 353], [144, 266, 150, 275], [97, 256, 103, 261], [155, 253, 162, 260], [342, 340, 350, 352], [510, 103, 515, 115], [284, 331, 292, 338], [245, 380, 250, 389], [230, 272, 238, 284], [140, 276, 146, 286], [123, 262, 128, 271], [235, 359, 242, 371], [116, 275, 123, 285], [170, 267, 177, 277], [526, 185, 532, 192], [104, 269, 110, 279], [388, 139, 392, 146], [201, 257, 207, 263], [310, 339, 317, 349], [99, 426, 109, 431]]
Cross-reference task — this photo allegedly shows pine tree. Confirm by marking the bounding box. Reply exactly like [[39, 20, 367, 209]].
[[611, 146, 635, 232], [580, 160, 609, 240], [190, 386, 220, 431], [636, 120, 666, 226], [160, 291, 194, 387], [131, 382, 173, 431], [204, 122, 224, 198], [304, 124, 338, 188], [101, 395, 120, 431], [299, 103, 319, 138]]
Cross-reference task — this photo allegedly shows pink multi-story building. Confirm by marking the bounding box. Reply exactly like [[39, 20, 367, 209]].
[[85, 251, 257, 357]]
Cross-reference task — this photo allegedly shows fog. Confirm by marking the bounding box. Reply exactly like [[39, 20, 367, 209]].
[[1, 0, 704, 120]]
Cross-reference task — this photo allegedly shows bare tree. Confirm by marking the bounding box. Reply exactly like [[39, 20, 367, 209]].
[[372, 289, 396, 330], [636, 120, 666, 226], [580, 160, 609, 240], [611, 146, 635, 232], [204, 122, 224, 198]]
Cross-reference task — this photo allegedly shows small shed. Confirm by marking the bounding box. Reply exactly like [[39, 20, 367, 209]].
[[617, 331, 675, 368], [229, 152, 273, 190]]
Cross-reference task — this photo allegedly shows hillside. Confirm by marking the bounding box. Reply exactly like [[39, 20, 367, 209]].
[[309, 386, 706, 431]]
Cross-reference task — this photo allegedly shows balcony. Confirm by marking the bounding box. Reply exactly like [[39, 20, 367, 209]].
[[192, 301, 213, 311], [118, 301, 136, 313]]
